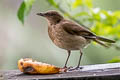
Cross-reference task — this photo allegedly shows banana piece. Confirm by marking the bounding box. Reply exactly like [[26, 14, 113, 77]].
[[18, 58, 66, 74]]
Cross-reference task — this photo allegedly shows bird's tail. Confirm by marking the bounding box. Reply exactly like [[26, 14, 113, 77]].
[[96, 36, 115, 43], [93, 36, 115, 48]]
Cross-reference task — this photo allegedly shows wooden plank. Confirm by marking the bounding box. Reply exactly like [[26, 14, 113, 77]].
[[1, 63, 120, 80]]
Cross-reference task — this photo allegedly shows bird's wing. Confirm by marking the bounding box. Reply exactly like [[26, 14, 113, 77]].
[[61, 21, 110, 47], [61, 20, 115, 47], [62, 21, 96, 39]]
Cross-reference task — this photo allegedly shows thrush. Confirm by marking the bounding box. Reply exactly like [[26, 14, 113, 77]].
[[37, 10, 115, 70]]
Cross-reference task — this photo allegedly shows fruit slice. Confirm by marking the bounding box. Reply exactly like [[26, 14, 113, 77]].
[[18, 58, 66, 74]]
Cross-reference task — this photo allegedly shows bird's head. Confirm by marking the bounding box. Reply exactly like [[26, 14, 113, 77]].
[[37, 10, 64, 24]]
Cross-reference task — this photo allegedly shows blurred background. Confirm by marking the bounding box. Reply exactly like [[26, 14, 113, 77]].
[[0, 0, 120, 69]]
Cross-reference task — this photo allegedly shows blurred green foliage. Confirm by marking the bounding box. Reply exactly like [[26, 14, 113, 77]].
[[108, 56, 120, 63], [72, 0, 93, 8], [17, 0, 120, 50]]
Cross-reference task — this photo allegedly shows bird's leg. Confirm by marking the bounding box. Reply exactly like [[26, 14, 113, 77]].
[[63, 50, 71, 68], [68, 49, 83, 71], [76, 49, 83, 69]]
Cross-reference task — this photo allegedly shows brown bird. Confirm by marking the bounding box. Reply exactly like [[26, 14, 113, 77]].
[[37, 10, 115, 70]]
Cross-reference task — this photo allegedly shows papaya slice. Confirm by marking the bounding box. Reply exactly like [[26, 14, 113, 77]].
[[18, 58, 66, 74]]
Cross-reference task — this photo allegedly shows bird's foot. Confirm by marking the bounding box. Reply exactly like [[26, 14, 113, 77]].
[[63, 66, 73, 70], [68, 66, 83, 71]]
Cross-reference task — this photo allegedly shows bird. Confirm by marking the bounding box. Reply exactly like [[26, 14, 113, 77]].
[[37, 10, 115, 70]]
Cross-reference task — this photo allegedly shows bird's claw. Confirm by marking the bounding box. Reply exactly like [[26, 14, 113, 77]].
[[68, 66, 83, 71], [63, 66, 73, 70]]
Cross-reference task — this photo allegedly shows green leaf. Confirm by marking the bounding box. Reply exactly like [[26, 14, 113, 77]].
[[47, 0, 58, 8], [73, 12, 89, 18], [72, 0, 83, 8], [92, 13, 101, 21], [85, 0, 93, 8], [17, 0, 35, 24], [72, 0, 92, 8], [113, 11, 120, 19], [108, 57, 120, 63]]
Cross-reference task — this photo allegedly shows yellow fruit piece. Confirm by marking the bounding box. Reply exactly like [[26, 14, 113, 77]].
[[18, 58, 65, 74]]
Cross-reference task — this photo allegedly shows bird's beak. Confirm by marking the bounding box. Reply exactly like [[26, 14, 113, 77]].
[[36, 12, 45, 16]]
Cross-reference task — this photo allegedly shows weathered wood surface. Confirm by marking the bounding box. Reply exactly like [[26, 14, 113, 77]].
[[1, 63, 120, 80]]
